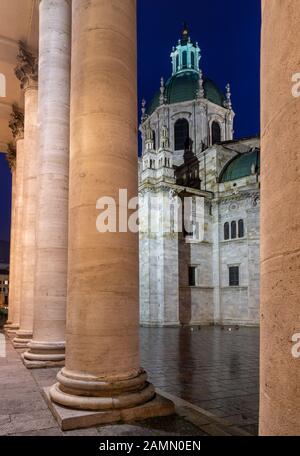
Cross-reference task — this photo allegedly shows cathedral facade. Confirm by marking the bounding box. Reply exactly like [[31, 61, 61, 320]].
[[139, 26, 260, 327]]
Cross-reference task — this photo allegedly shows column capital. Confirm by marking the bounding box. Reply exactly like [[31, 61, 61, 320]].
[[14, 41, 38, 90], [9, 104, 24, 141], [6, 142, 16, 171]]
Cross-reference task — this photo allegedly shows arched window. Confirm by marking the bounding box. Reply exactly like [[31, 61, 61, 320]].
[[211, 121, 221, 144], [176, 55, 179, 71], [182, 51, 187, 69], [238, 219, 244, 238], [191, 52, 195, 68], [152, 130, 156, 150], [231, 221, 237, 239], [174, 118, 189, 151], [0, 73, 6, 98], [224, 222, 230, 240]]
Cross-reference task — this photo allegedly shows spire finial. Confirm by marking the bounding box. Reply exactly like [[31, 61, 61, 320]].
[[224, 83, 232, 109], [181, 22, 189, 44], [159, 77, 165, 106], [182, 22, 189, 36], [197, 69, 205, 99], [141, 98, 147, 122]]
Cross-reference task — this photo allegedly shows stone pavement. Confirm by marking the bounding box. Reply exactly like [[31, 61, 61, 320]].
[[0, 326, 259, 436], [141, 326, 259, 435]]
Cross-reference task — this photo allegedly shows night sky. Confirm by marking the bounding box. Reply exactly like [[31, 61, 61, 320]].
[[0, 153, 11, 243], [0, 0, 261, 245]]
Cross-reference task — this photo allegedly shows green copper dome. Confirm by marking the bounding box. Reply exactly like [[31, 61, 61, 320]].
[[220, 148, 260, 183], [146, 71, 225, 115]]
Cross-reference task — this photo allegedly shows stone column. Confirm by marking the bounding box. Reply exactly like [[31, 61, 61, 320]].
[[13, 43, 38, 349], [23, 0, 71, 368], [48, 0, 173, 428], [11, 136, 25, 332], [260, 0, 300, 435], [5, 152, 16, 329], [5, 106, 25, 334]]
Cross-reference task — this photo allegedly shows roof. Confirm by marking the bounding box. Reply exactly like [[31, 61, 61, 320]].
[[219, 148, 260, 183], [147, 71, 226, 115]]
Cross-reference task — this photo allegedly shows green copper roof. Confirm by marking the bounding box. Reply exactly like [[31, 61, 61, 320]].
[[220, 148, 260, 183], [146, 71, 225, 115]]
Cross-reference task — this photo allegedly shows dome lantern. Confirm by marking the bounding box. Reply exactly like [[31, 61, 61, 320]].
[[170, 24, 201, 75]]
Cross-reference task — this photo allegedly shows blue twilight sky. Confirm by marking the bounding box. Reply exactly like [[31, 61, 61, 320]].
[[137, 0, 261, 144], [0, 153, 11, 243], [0, 0, 261, 244]]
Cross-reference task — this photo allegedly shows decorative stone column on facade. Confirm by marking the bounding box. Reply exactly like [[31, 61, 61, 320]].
[[260, 0, 300, 435], [5, 144, 16, 329], [23, 0, 71, 368], [13, 42, 38, 349], [5, 106, 25, 334], [47, 0, 173, 429]]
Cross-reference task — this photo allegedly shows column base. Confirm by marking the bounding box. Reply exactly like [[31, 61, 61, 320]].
[[13, 330, 32, 349], [46, 367, 175, 430], [4, 324, 19, 335], [22, 341, 65, 369], [44, 387, 174, 431]]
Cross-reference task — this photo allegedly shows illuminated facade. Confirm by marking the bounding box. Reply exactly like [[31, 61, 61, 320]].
[[139, 26, 260, 326]]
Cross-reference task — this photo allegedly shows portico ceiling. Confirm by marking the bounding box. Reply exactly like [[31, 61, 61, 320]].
[[0, 0, 38, 152]]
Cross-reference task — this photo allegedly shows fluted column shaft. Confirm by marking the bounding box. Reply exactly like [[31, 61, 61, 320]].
[[10, 137, 25, 331], [6, 168, 16, 326], [260, 0, 300, 435], [13, 86, 38, 348], [49, 0, 155, 412], [23, 0, 71, 368]]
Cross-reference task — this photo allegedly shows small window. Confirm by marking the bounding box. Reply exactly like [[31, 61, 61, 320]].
[[229, 266, 239, 287], [224, 222, 230, 240], [188, 266, 196, 287], [231, 221, 237, 239], [238, 219, 244, 238], [0, 73, 6, 98], [211, 121, 221, 144]]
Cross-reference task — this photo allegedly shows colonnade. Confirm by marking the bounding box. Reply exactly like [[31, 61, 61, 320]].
[[4, 0, 300, 434], [4, 0, 173, 429]]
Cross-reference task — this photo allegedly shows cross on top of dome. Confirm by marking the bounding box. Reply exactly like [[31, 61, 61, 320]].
[[181, 22, 190, 45]]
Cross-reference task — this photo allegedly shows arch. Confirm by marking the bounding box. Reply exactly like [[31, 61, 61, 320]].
[[224, 222, 230, 240], [152, 130, 156, 150], [174, 118, 189, 151], [231, 221, 237, 239], [238, 219, 244, 238], [211, 121, 221, 144], [182, 50, 187, 69], [0, 73, 6, 98]]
